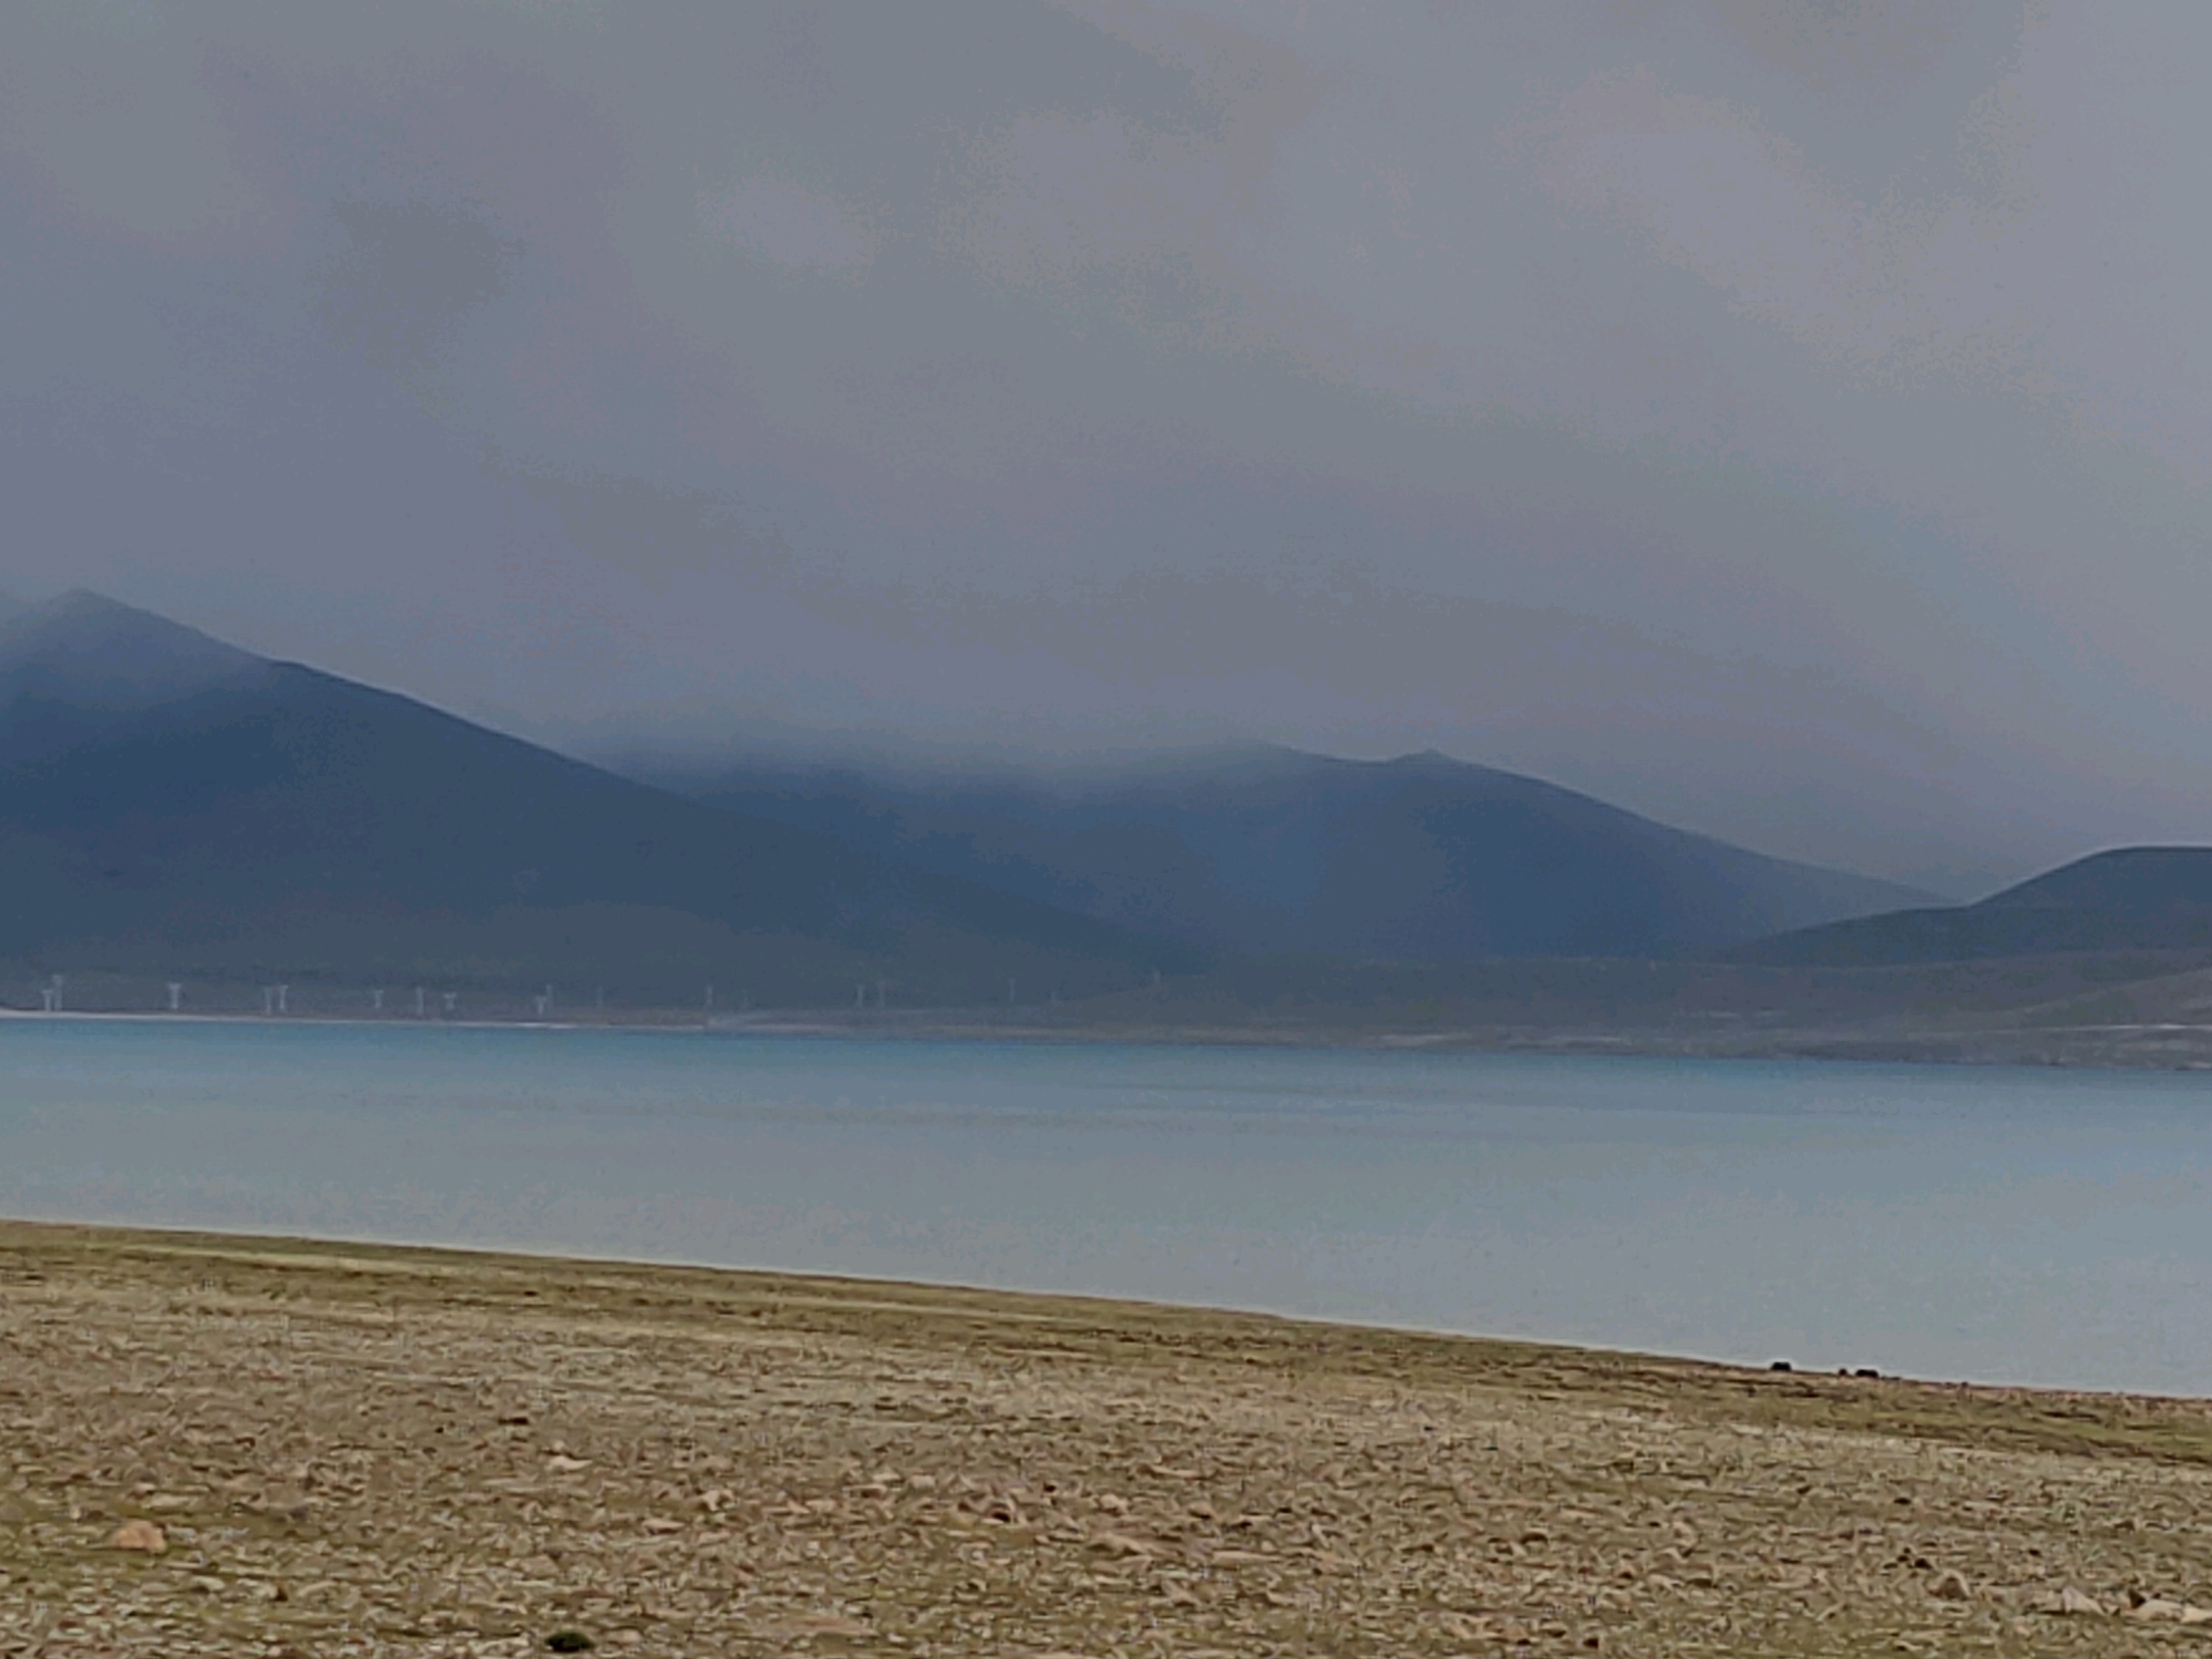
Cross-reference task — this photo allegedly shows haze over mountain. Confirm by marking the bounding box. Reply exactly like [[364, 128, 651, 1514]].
[[654, 749, 1932, 961], [0, 592, 1186, 1001], [0, 591, 1953, 1001], [1736, 849, 2212, 967], [15, 6, 2212, 902]]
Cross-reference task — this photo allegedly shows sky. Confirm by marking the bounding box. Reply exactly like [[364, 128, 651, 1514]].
[[3, 1, 2208, 897]]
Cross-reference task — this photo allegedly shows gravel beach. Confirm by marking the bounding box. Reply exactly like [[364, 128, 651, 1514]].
[[4, 1219, 2211, 1656]]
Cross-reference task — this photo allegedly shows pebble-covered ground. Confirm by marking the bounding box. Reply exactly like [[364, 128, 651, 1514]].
[[4, 1220, 2212, 1657]]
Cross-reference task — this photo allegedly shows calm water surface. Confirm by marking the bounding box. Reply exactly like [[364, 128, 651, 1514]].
[[2, 1018, 2209, 1394]]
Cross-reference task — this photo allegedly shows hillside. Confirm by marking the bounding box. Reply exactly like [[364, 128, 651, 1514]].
[[0, 594, 1194, 1002], [655, 745, 1930, 961], [1733, 846, 2212, 966]]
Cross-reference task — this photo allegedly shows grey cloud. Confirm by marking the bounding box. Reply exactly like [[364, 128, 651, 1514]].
[[313, 199, 519, 379], [1706, 0, 1966, 103], [1, 0, 2206, 899]]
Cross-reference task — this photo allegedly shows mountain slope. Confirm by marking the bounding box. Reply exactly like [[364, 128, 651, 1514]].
[[658, 745, 1931, 960], [1733, 846, 2212, 966], [0, 594, 1193, 1000]]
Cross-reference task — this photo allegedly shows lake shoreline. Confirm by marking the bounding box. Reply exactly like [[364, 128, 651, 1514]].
[[0, 1211, 2205, 1402]]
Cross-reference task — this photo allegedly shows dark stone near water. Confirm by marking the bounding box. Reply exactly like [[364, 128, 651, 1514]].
[[1768, 1360, 1792, 1372], [1854, 1367, 1881, 1379]]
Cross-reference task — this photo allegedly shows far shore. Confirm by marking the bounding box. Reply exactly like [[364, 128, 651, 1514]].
[[9, 997, 2212, 1069]]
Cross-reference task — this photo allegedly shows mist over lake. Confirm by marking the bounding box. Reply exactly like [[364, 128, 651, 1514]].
[[7, 1017, 2209, 1396]]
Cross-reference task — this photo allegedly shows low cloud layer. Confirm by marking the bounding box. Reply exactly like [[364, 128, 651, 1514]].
[[3, 1, 2207, 895]]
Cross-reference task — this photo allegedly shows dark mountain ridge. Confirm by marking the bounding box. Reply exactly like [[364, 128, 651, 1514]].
[[1732, 846, 2212, 966], [655, 744, 1933, 961]]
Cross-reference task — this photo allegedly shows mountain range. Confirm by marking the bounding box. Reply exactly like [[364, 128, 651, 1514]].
[[3, 588, 2203, 1009]]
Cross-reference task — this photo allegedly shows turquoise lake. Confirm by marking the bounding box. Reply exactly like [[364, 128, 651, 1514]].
[[2, 1017, 2208, 1394]]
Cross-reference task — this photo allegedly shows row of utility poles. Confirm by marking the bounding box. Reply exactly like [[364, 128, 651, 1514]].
[[29, 967, 1121, 1017], [32, 978, 469, 1018], [31, 978, 678, 1018], [36, 975, 185, 1013]]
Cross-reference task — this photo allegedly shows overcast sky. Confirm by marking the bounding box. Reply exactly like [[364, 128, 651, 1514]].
[[4, 1, 2208, 894]]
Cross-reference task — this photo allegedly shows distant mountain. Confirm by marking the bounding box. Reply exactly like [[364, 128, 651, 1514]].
[[0, 594, 1193, 1001], [654, 745, 1932, 960], [1733, 846, 2212, 965]]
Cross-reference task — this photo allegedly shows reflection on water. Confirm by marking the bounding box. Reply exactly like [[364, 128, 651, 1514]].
[[2, 1018, 2209, 1394]]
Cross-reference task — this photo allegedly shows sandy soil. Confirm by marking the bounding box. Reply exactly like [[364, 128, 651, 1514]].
[[5, 1221, 2212, 1656]]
